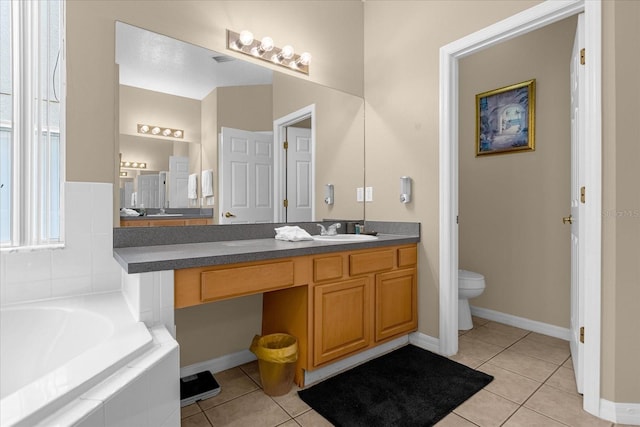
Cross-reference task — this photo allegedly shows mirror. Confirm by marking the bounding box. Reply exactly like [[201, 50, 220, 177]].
[[115, 22, 364, 224]]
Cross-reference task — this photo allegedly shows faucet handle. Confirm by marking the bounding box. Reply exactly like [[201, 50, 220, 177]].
[[316, 223, 327, 235]]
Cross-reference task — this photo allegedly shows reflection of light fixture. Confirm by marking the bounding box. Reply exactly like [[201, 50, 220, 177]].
[[227, 29, 311, 75], [137, 124, 184, 139], [120, 171, 128, 177], [120, 161, 147, 169]]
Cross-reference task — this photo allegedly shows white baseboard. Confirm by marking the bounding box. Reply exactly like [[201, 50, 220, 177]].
[[303, 336, 409, 386], [180, 349, 256, 378], [470, 306, 571, 341], [409, 332, 440, 353], [600, 399, 640, 425]]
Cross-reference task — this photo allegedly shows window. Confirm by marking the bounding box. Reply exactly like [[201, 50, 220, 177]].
[[0, 0, 64, 249]]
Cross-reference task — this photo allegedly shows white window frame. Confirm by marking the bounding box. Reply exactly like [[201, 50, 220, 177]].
[[2, 0, 66, 250]]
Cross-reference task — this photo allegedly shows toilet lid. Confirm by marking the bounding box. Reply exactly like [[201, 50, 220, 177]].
[[458, 269, 484, 281]]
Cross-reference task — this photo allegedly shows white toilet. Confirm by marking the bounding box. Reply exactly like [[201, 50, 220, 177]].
[[458, 269, 486, 330]]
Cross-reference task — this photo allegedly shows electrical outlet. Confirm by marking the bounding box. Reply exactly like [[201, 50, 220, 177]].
[[365, 186, 373, 202], [356, 187, 364, 202]]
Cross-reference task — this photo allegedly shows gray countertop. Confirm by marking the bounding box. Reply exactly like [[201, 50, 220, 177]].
[[113, 233, 419, 274]]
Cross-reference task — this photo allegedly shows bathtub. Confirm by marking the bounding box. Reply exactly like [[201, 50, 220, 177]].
[[0, 292, 153, 427]]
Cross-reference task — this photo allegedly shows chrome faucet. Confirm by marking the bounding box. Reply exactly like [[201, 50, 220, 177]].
[[317, 222, 341, 236]]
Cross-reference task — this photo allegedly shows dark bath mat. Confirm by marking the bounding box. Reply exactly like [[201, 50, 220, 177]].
[[298, 345, 493, 426]]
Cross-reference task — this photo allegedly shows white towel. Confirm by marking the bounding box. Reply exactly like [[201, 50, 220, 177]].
[[202, 169, 214, 197], [131, 192, 137, 207], [188, 174, 198, 199], [274, 226, 314, 242]]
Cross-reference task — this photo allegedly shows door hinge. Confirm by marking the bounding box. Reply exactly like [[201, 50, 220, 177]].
[[580, 326, 585, 343], [283, 199, 288, 208], [456, 215, 459, 224], [283, 141, 288, 150], [580, 186, 586, 204], [580, 48, 585, 65]]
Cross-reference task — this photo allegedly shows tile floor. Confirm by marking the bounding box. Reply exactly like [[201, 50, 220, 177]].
[[181, 317, 628, 427]]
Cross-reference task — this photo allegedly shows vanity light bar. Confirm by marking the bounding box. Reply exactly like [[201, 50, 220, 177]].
[[137, 124, 184, 139], [120, 161, 147, 169], [227, 29, 311, 75], [120, 171, 128, 177]]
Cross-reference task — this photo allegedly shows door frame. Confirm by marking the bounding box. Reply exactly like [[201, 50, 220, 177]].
[[438, 0, 602, 416], [273, 104, 316, 223]]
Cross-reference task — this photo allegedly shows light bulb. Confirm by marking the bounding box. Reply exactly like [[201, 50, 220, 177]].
[[260, 37, 274, 52], [162, 128, 172, 137], [173, 130, 183, 138], [238, 30, 254, 47], [139, 125, 149, 133], [280, 45, 294, 60], [124, 161, 131, 167], [140, 163, 146, 168], [298, 52, 311, 66], [151, 127, 161, 135]]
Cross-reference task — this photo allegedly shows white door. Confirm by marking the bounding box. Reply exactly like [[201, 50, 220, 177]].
[[219, 127, 274, 224], [169, 156, 189, 208], [285, 127, 312, 222], [569, 13, 585, 394], [137, 174, 159, 208]]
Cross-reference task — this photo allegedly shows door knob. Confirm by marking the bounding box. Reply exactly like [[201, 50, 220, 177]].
[[562, 215, 573, 224], [224, 212, 236, 218]]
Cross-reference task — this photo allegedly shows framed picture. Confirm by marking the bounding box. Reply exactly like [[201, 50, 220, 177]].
[[476, 79, 535, 156]]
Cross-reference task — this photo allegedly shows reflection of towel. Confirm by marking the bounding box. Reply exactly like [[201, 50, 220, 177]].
[[274, 226, 314, 242], [120, 208, 140, 217], [202, 169, 214, 197], [131, 192, 137, 207], [188, 174, 198, 199]]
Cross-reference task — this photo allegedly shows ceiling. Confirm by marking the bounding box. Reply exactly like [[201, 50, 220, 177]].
[[115, 22, 273, 100]]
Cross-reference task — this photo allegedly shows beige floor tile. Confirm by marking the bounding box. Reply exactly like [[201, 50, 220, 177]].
[[204, 390, 291, 427], [472, 316, 491, 327], [482, 322, 529, 339], [524, 385, 612, 427], [181, 403, 202, 419], [479, 363, 542, 404], [453, 389, 519, 427], [509, 338, 570, 365], [503, 407, 567, 426], [239, 360, 262, 387], [489, 349, 558, 382], [465, 325, 525, 348], [277, 420, 301, 427], [434, 412, 478, 426], [182, 412, 213, 427], [295, 409, 333, 427], [457, 335, 505, 363], [272, 385, 311, 417], [525, 332, 570, 349], [197, 368, 259, 411], [545, 366, 579, 395], [563, 356, 573, 368], [448, 352, 485, 369]]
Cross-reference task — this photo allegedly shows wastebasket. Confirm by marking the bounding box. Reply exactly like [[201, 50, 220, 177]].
[[250, 333, 298, 396]]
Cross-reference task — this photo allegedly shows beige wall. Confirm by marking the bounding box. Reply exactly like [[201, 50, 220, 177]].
[[600, 0, 640, 404], [217, 85, 273, 132], [364, 0, 542, 337], [458, 17, 576, 328]]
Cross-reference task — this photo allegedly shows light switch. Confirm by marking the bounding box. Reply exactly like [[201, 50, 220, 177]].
[[365, 187, 373, 202], [356, 187, 364, 202]]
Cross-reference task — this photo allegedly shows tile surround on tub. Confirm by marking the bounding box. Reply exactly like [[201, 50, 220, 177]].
[[1, 182, 121, 306]]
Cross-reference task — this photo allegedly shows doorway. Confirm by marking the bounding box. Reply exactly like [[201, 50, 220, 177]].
[[439, 0, 602, 417]]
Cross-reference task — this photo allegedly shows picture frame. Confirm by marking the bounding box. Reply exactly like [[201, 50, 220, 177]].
[[476, 79, 535, 156]]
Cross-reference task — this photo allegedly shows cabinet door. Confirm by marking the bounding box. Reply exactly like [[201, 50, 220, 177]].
[[375, 268, 417, 342], [313, 278, 371, 366]]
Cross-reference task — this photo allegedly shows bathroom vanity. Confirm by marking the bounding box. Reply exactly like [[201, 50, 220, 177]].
[[113, 222, 419, 386]]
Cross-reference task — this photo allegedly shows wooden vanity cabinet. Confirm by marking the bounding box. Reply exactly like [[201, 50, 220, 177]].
[[120, 218, 213, 227]]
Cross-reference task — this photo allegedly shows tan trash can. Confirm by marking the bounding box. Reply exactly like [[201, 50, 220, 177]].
[[250, 333, 298, 396]]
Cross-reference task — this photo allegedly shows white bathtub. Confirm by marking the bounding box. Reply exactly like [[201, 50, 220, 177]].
[[0, 292, 153, 427]]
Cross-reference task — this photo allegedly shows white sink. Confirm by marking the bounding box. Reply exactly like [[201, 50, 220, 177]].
[[313, 234, 378, 242], [147, 213, 184, 217]]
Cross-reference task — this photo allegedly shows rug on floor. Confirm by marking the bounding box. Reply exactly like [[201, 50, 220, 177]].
[[298, 345, 493, 427]]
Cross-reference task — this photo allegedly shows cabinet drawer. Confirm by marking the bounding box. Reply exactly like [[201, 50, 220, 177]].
[[349, 249, 394, 276], [397, 246, 417, 268], [313, 255, 343, 282], [201, 261, 294, 302]]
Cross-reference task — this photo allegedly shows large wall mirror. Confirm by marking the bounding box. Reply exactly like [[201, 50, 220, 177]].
[[115, 22, 365, 225]]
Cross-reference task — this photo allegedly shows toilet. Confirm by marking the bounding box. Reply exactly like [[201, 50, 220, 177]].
[[458, 269, 486, 330]]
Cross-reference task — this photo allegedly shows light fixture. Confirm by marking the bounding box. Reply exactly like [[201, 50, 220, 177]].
[[324, 184, 334, 205], [120, 161, 147, 169], [137, 124, 184, 139], [227, 29, 311, 75], [400, 176, 412, 204], [120, 171, 128, 177]]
